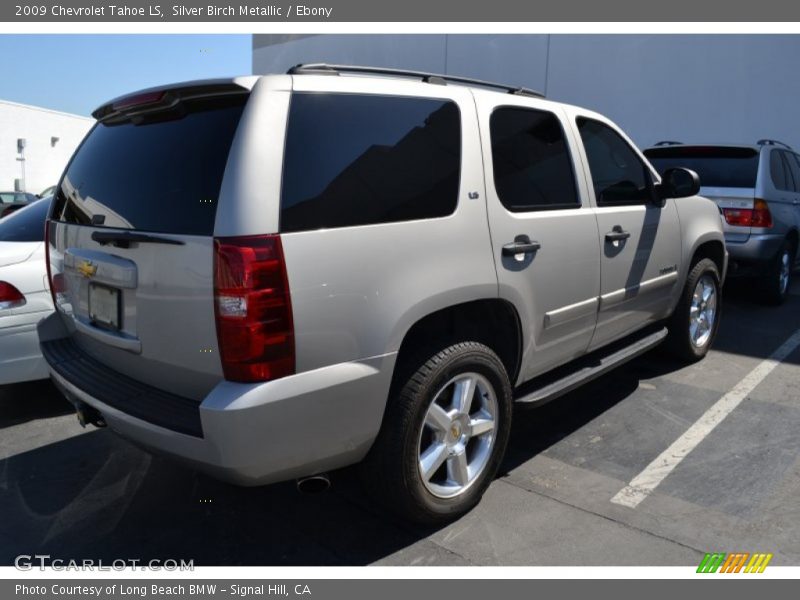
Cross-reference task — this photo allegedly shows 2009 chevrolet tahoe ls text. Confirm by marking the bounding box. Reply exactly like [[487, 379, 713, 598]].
[[38, 64, 726, 523]]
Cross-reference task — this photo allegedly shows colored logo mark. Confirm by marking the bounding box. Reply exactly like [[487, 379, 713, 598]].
[[77, 260, 97, 278], [697, 552, 773, 573]]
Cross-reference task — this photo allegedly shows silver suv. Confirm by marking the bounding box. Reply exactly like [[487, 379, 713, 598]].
[[39, 65, 726, 523], [645, 140, 799, 304]]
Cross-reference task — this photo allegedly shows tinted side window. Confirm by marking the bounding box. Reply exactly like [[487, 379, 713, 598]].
[[787, 153, 800, 192], [770, 150, 789, 191], [577, 118, 651, 205], [780, 151, 798, 192], [489, 107, 579, 211], [280, 93, 461, 233]]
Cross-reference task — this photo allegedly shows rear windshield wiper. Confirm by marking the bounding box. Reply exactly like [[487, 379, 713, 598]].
[[91, 230, 186, 249]]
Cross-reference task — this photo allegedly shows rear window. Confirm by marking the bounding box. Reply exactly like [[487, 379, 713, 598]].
[[51, 95, 247, 236], [644, 146, 760, 188], [0, 198, 49, 242], [280, 93, 461, 233]]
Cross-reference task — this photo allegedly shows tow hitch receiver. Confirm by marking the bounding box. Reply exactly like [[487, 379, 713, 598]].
[[75, 403, 107, 429]]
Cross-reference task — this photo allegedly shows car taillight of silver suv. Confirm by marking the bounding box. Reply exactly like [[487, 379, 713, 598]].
[[214, 235, 295, 382]]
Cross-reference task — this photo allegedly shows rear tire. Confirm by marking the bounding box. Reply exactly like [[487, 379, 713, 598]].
[[758, 240, 794, 306], [665, 258, 721, 362], [361, 342, 512, 524]]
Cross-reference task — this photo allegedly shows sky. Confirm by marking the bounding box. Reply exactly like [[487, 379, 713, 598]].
[[0, 35, 252, 116]]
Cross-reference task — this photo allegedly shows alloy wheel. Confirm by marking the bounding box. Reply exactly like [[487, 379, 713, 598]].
[[689, 274, 717, 348], [417, 372, 498, 499], [779, 250, 791, 296]]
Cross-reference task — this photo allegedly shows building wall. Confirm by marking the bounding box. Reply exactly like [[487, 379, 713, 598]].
[[0, 100, 92, 195], [253, 34, 800, 150]]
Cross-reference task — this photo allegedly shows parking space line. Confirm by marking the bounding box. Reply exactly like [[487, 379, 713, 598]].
[[611, 328, 800, 509]]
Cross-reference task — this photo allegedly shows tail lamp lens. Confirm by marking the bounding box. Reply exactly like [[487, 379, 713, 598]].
[[722, 208, 753, 227], [751, 199, 773, 228], [722, 199, 773, 228], [0, 281, 26, 310], [44, 219, 68, 309], [213, 235, 295, 383]]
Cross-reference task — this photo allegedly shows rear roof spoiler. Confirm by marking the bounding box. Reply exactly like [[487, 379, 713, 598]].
[[92, 77, 257, 121]]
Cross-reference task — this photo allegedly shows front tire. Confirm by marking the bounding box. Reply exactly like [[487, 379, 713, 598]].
[[362, 342, 512, 524], [665, 258, 721, 362]]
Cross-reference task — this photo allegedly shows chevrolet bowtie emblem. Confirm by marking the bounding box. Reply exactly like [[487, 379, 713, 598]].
[[77, 260, 97, 278]]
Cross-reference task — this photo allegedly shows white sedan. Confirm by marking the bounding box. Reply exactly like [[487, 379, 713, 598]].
[[0, 198, 53, 384]]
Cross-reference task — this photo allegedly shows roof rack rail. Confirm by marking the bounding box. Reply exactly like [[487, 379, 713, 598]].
[[757, 139, 793, 149], [287, 63, 545, 98], [653, 140, 683, 146]]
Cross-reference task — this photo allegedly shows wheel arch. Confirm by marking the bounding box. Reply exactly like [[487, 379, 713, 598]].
[[786, 228, 799, 258], [690, 238, 726, 275], [391, 298, 523, 393]]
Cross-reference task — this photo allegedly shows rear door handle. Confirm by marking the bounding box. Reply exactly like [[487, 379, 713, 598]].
[[502, 236, 541, 256], [605, 228, 631, 243]]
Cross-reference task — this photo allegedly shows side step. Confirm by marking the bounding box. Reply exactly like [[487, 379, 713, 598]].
[[514, 327, 668, 406]]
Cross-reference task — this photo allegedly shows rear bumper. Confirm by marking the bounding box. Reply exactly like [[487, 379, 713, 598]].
[[725, 233, 784, 276], [39, 314, 395, 486]]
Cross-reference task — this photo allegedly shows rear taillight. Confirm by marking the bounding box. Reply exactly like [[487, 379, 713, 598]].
[[44, 219, 54, 304], [722, 199, 773, 228], [721, 208, 752, 227], [213, 235, 295, 383], [751, 199, 773, 228], [0, 281, 26, 310], [44, 219, 67, 310]]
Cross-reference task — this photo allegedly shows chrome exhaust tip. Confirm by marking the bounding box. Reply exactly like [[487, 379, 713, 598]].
[[296, 474, 330, 494]]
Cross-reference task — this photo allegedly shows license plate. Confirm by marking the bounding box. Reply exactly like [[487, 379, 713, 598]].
[[88, 284, 120, 330]]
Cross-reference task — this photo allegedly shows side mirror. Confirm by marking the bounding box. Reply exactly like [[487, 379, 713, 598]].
[[658, 167, 700, 200]]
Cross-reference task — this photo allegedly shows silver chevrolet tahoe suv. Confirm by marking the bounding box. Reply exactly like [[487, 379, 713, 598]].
[[645, 140, 800, 304], [39, 64, 726, 523]]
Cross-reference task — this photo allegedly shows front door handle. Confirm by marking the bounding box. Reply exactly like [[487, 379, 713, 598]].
[[605, 228, 631, 243], [502, 236, 541, 256]]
